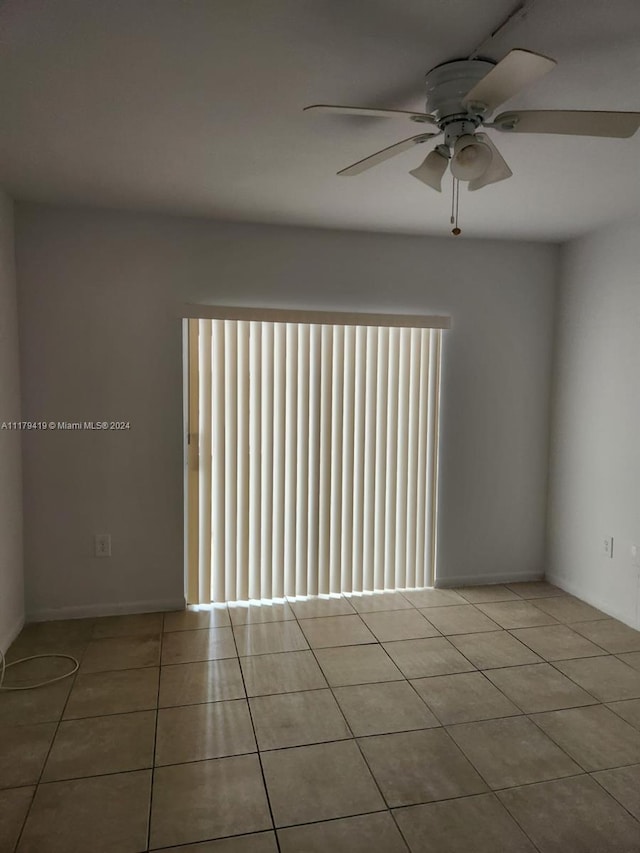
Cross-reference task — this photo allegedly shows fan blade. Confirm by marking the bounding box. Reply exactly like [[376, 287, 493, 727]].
[[462, 49, 556, 114], [409, 149, 449, 191], [468, 133, 513, 191], [491, 109, 640, 138], [337, 133, 439, 176], [304, 104, 437, 125]]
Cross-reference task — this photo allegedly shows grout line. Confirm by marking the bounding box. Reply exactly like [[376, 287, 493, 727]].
[[10, 751, 640, 801], [543, 656, 617, 704], [436, 638, 624, 800], [146, 828, 275, 852], [439, 713, 568, 853], [504, 622, 614, 658], [523, 709, 603, 776], [10, 631, 92, 853], [227, 612, 282, 853], [411, 632, 626, 853], [588, 768, 640, 826], [6, 591, 640, 850], [6, 651, 635, 721], [144, 615, 163, 851], [6, 787, 36, 852], [492, 793, 547, 853], [493, 769, 599, 794], [286, 605, 412, 853]]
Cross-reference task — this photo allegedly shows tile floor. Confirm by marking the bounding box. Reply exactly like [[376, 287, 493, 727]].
[[2, 582, 640, 851]]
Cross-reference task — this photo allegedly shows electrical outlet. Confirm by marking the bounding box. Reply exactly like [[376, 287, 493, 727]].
[[632, 545, 640, 569], [603, 536, 614, 558], [94, 533, 111, 558]]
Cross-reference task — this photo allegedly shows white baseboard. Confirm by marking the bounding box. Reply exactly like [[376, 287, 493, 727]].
[[545, 572, 638, 630], [436, 571, 544, 589], [26, 597, 186, 623], [0, 612, 26, 654]]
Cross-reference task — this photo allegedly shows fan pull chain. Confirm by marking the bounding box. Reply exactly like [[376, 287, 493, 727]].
[[450, 176, 462, 236], [450, 174, 455, 224]]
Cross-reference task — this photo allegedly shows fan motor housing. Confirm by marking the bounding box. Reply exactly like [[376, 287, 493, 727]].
[[425, 59, 495, 124]]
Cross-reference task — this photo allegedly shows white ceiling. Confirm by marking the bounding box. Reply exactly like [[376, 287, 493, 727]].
[[1, 0, 640, 241]]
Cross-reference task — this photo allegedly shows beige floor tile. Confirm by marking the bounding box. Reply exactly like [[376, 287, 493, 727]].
[[394, 793, 536, 853], [289, 596, 355, 619], [448, 716, 581, 788], [334, 680, 439, 736], [498, 775, 640, 853], [555, 655, 640, 702], [383, 638, 475, 679], [511, 625, 604, 661], [0, 678, 73, 727], [22, 618, 95, 638], [42, 710, 155, 782], [531, 705, 640, 771], [475, 601, 557, 629], [607, 698, 640, 730], [161, 627, 236, 665], [455, 585, 520, 604], [228, 601, 294, 626], [298, 615, 375, 648], [240, 650, 327, 697], [618, 651, 640, 671], [153, 834, 278, 853], [411, 672, 520, 725], [156, 699, 255, 765], [485, 663, 597, 713], [315, 644, 403, 686], [81, 634, 160, 673], [261, 739, 384, 826], [359, 728, 487, 807], [360, 609, 440, 641], [6, 634, 88, 665], [278, 811, 407, 853], [401, 588, 466, 608], [64, 667, 159, 718], [0, 723, 56, 787], [450, 631, 541, 669], [17, 770, 151, 853], [533, 595, 608, 624], [164, 606, 231, 632], [150, 754, 271, 848], [505, 581, 564, 599], [0, 786, 34, 853], [93, 612, 163, 638], [0, 655, 78, 688], [233, 621, 308, 656], [571, 619, 640, 653], [159, 658, 245, 707], [420, 605, 499, 636], [348, 592, 414, 613], [250, 689, 351, 749], [592, 764, 640, 821], [9, 620, 94, 658]]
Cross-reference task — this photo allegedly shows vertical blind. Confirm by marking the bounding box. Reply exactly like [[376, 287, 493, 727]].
[[187, 315, 443, 603]]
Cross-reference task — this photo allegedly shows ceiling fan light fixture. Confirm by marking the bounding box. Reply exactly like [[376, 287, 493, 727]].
[[409, 148, 449, 191], [468, 132, 513, 191], [450, 135, 492, 181]]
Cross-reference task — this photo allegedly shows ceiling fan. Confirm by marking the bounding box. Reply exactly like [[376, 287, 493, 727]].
[[303, 15, 640, 207]]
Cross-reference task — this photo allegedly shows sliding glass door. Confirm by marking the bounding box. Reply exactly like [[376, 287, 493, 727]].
[[185, 310, 444, 603]]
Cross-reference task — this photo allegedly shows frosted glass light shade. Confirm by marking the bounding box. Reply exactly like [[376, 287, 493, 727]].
[[409, 149, 449, 191], [450, 135, 492, 181], [468, 133, 513, 190]]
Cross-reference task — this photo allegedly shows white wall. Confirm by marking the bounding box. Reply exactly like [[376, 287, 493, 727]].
[[0, 191, 24, 649], [15, 203, 558, 619], [547, 217, 640, 628]]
